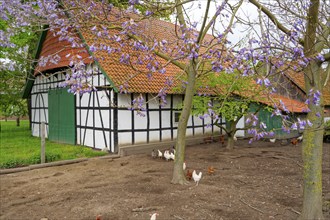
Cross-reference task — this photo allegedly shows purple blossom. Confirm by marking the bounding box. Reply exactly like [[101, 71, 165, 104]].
[[145, 10, 153, 16], [316, 54, 325, 62], [128, 0, 140, 5], [264, 78, 271, 87], [282, 126, 291, 134], [291, 123, 298, 130]]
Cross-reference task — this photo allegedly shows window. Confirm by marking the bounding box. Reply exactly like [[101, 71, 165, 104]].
[[174, 111, 181, 123]]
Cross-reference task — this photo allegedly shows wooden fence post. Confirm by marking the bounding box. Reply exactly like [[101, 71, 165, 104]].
[[41, 122, 46, 164]]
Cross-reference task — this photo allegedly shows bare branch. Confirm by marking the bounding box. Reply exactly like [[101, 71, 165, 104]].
[[248, 0, 305, 46]]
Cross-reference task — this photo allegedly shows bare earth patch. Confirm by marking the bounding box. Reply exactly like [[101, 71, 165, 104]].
[[0, 140, 329, 220]]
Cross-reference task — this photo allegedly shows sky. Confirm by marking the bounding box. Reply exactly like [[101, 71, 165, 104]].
[[182, 0, 260, 46]]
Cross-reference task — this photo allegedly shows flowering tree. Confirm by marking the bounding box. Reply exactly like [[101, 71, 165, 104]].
[[245, 1, 329, 219], [1, 0, 329, 218]]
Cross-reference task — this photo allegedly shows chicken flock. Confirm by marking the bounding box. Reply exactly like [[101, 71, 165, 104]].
[[269, 135, 303, 146], [151, 146, 217, 187]]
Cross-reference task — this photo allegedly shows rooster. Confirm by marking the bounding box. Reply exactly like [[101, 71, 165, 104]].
[[207, 166, 215, 175], [150, 213, 159, 220], [192, 170, 202, 186], [186, 169, 193, 180]]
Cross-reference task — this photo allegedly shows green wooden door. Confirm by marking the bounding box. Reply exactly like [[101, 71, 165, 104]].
[[48, 88, 75, 144]]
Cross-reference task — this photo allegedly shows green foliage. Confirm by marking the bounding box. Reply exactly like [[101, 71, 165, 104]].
[[102, 0, 173, 20], [193, 71, 256, 123], [325, 120, 330, 129], [0, 17, 39, 119], [0, 120, 107, 169]]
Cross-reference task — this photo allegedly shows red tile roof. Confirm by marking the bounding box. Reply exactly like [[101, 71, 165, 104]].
[[35, 30, 92, 74], [34, 10, 307, 112], [281, 65, 330, 106]]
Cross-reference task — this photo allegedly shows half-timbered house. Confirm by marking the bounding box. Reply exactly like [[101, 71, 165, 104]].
[[23, 10, 323, 152], [22, 18, 225, 153]]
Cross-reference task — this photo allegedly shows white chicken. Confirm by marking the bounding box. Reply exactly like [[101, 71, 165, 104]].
[[150, 213, 159, 220], [169, 152, 175, 160], [233, 134, 237, 141], [163, 150, 171, 161], [183, 161, 186, 170], [157, 150, 163, 159], [297, 135, 303, 141], [270, 138, 276, 143], [192, 170, 202, 186], [171, 146, 176, 155]]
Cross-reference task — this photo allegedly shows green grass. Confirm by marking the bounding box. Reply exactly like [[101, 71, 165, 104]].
[[0, 120, 107, 169]]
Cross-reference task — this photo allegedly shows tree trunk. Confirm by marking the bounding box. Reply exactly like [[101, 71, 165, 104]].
[[300, 0, 324, 219], [16, 117, 20, 127], [301, 119, 324, 220], [226, 120, 238, 150], [171, 66, 196, 185], [300, 65, 324, 220], [226, 135, 235, 150]]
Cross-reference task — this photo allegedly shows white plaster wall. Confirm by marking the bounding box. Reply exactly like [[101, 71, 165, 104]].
[[135, 132, 147, 144], [82, 129, 94, 147], [94, 109, 103, 128], [149, 111, 160, 128], [118, 132, 132, 145], [30, 72, 69, 139], [235, 116, 245, 137], [80, 92, 92, 107], [116, 93, 221, 145], [161, 110, 171, 128], [161, 130, 172, 140], [76, 84, 114, 150], [76, 127, 81, 145], [118, 110, 132, 129], [134, 112, 147, 129], [149, 131, 160, 142]]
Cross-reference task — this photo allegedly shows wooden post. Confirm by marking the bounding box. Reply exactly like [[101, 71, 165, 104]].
[[41, 122, 46, 164]]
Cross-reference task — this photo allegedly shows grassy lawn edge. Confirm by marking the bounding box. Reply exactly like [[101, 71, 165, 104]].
[[0, 120, 108, 169]]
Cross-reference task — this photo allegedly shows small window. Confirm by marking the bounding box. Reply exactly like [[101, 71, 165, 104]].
[[174, 111, 181, 123]]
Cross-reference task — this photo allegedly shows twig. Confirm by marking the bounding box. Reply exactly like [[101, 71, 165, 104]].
[[217, 203, 232, 207], [239, 198, 265, 214], [172, 215, 184, 220], [131, 207, 157, 212], [287, 207, 301, 215], [236, 179, 248, 185]]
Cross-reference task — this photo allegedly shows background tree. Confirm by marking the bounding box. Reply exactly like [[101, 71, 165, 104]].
[[0, 19, 39, 125], [192, 71, 268, 150]]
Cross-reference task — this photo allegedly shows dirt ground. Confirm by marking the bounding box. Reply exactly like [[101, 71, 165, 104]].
[[0, 139, 329, 220]]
